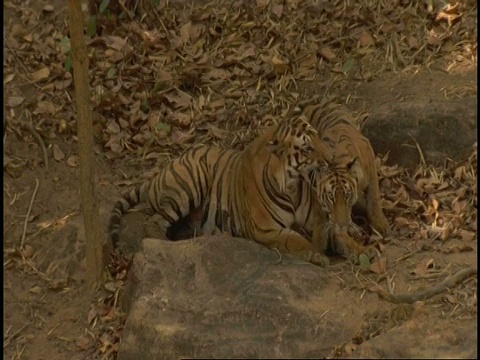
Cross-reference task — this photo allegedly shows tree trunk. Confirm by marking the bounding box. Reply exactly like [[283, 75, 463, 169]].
[[68, 0, 104, 288]]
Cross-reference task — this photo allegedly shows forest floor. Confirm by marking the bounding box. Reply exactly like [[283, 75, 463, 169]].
[[3, 0, 477, 359]]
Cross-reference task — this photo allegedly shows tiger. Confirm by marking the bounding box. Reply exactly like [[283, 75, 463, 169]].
[[108, 116, 330, 266], [201, 115, 331, 266], [298, 98, 390, 261], [108, 146, 235, 250]]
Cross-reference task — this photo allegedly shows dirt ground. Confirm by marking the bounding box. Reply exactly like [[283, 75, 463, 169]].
[[3, 0, 477, 359]]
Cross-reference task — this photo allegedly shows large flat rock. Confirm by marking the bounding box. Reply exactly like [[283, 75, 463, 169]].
[[117, 236, 364, 359]]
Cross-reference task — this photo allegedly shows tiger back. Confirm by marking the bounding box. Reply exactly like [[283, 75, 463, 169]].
[[203, 116, 330, 266]]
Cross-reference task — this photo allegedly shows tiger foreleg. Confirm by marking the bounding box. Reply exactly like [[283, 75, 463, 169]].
[[333, 229, 376, 264], [302, 201, 330, 266], [365, 181, 390, 236], [267, 229, 329, 267]]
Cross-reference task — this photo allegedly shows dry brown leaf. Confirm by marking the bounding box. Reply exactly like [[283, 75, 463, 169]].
[[87, 307, 98, 325], [4, 73, 15, 84], [379, 23, 396, 34], [271, 54, 289, 75], [394, 217, 411, 229], [169, 112, 191, 127], [406, 36, 420, 49], [443, 244, 474, 254], [23, 33, 33, 42], [203, 68, 230, 80], [412, 258, 435, 277], [33, 101, 59, 115], [207, 124, 229, 140], [171, 130, 195, 144], [256, 0, 270, 8], [105, 49, 125, 63], [164, 90, 192, 108], [157, 68, 173, 83], [209, 98, 226, 109], [53, 144, 65, 161], [271, 4, 284, 18], [104, 35, 127, 51], [31, 67, 50, 82], [457, 229, 476, 242], [29, 285, 42, 294], [7, 96, 25, 108], [107, 120, 121, 134], [318, 46, 336, 61], [67, 155, 79, 167], [20, 245, 35, 258], [370, 256, 387, 274], [180, 22, 192, 43], [358, 31, 374, 47], [76, 334, 93, 351]]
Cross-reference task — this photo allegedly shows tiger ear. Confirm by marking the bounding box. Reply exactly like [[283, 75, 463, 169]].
[[347, 156, 363, 180]]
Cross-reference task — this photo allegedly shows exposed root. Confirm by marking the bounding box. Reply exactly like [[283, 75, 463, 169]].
[[377, 267, 477, 304], [19, 119, 49, 170]]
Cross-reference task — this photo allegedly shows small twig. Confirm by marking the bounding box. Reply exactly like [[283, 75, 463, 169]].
[[273, 248, 282, 264], [408, 133, 427, 168], [394, 248, 422, 264], [20, 178, 40, 248], [377, 267, 477, 304], [3, 323, 29, 348], [19, 116, 49, 170]]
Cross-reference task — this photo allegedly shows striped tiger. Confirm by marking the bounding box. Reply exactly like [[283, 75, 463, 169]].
[[202, 115, 331, 266], [108, 116, 330, 266], [299, 98, 390, 260]]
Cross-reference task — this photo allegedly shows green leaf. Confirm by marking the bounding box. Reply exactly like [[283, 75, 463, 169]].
[[99, 0, 110, 13], [59, 36, 71, 54], [358, 254, 371, 269], [342, 57, 355, 74], [86, 16, 97, 37], [156, 122, 171, 132], [65, 56, 72, 72], [140, 100, 151, 113], [106, 67, 117, 79], [152, 0, 161, 7]]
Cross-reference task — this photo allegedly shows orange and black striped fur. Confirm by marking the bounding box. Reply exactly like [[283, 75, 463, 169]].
[[108, 117, 330, 266], [300, 99, 390, 260], [108, 146, 234, 249], [202, 116, 330, 266]]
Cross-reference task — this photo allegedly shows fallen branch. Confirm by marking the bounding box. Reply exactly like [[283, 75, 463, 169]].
[[377, 267, 477, 304], [20, 178, 40, 248]]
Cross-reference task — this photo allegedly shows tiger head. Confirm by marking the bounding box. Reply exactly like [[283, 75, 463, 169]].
[[265, 116, 327, 192], [308, 155, 364, 235]]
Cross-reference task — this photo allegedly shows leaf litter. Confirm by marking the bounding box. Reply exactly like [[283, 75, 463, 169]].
[[3, 0, 477, 358]]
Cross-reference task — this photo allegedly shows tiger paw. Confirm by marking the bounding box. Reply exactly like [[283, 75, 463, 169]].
[[371, 216, 391, 237], [362, 245, 378, 261]]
